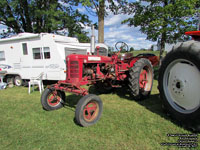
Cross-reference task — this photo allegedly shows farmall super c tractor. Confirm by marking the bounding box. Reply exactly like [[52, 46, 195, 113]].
[[158, 31, 200, 123], [41, 28, 158, 127]]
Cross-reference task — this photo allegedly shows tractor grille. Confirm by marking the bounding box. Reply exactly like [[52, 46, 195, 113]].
[[70, 61, 79, 78]]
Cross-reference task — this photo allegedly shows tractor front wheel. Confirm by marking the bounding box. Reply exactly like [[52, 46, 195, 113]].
[[128, 58, 154, 100], [75, 94, 103, 127], [158, 40, 200, 122], [41, 88, 65, 111]]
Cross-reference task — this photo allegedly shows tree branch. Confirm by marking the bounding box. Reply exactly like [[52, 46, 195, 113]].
[[91, 0, 99, 14]]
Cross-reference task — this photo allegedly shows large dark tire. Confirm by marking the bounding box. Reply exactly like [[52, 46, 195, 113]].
[[41, 88, 66, 111], [158, 40, 200, 122], [75, 94, 103, 127], [94, 80, 113, 94], [14, 76, 23, 86], [128, 58, 154, 100]]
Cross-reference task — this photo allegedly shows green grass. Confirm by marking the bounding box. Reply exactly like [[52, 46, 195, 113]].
[[132, 50, 161, 56], [0, 80, 199, 150]]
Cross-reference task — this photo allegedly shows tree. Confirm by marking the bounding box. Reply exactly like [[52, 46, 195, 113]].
[[130, 47, 134, 52], [0, 0, 92, 42], [79, 0, 127, 43], [122, 0, 199, 52]]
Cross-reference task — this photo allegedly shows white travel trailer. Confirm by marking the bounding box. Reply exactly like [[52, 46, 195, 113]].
[[0, 33, 108, 86]]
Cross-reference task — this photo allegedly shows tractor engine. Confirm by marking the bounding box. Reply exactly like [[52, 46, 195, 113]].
[[66, 54, 113, 85]]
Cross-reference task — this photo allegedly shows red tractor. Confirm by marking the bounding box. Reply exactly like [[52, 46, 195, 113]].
[[41, 41, 158, 127]]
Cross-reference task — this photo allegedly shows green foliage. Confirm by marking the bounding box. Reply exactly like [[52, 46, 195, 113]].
[[130, 47, 134, 51], [0, 0, 92, 42], [122, 0, 199, 49]]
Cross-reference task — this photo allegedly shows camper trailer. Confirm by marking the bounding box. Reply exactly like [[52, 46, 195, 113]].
[[0, 33, 108, 86]]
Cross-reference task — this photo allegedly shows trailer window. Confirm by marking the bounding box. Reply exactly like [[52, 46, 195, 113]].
[[33, 48, 43, 59], [43, 47, 50, 59], [22, 43, 28, 55], [0, 51, 5, 61]]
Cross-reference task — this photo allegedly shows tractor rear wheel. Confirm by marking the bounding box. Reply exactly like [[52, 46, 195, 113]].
[[75, 94, 103, 127], [128, 58, 153, 100], [41, 88, 65, 111], [158, 40, 200, 122]]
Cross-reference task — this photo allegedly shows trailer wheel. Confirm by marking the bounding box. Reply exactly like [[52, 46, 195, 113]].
[[128, 58, 153, 100], [75, 94, 103, 127], [158, 40, 200, 122], [14, 76, 23, 86], [41, 88, 65, 111]]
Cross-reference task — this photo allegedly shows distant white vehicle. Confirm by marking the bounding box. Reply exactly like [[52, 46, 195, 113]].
[[0, 33, 108, 86]]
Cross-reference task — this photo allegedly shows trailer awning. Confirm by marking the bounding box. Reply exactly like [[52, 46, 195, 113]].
[[0, 33, 40, 43]]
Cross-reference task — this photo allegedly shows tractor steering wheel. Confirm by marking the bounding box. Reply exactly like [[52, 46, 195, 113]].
[[115, 41, 129, 52]]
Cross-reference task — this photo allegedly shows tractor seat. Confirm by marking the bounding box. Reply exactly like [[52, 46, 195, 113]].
[[119, 53, 133, 61]]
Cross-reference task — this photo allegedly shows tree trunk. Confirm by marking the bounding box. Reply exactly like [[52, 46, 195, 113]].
[[159, 0, 168, 63], [98, 0, 105, 43]]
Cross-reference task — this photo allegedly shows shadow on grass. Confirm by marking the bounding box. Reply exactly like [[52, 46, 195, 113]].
[[153, 66, 159, 80], [89, 85, 200, 133], [63, 94, 82, 111]]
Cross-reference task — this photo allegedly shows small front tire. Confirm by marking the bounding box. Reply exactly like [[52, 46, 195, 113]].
[[75, 94, 103, 127], [41, 88, 65, 111]]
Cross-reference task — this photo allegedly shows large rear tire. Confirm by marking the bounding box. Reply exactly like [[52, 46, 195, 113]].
[[41, 88, 66, 111], [128, 58, 154, 100], [158, 40, 200, 122]]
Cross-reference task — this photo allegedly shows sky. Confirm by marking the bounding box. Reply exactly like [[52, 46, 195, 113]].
[[77, 5, 156, 50]]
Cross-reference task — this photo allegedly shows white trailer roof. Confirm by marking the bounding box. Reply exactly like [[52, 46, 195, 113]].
[[0, 33, 40, 43], [0, 33, 79, 43]]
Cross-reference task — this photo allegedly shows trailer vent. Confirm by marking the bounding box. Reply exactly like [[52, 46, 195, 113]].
[[70, 61, 79, 78]]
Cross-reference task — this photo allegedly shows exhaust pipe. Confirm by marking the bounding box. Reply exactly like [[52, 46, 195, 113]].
[[90, 25, 95, 54]]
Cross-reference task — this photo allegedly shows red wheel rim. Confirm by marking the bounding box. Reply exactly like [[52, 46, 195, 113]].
[[83, 101, 99, 122], [47, 93, 61, 107], [139, 66, 153, 92], [139, 69, 148, 89]]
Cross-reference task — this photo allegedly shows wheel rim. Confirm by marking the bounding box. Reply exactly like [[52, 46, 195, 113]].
[[139, 66, 153, 91], [47, 93, 62, 107], [15, 79, 22, 86], [163, 59, 200, 114], [83, 101, 99, 122]]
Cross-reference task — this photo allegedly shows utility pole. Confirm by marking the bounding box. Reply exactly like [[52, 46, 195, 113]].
[[198, 12, 200, 30]]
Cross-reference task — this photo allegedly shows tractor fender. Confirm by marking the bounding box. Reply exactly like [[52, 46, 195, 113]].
[[129, 58, 140, 68]]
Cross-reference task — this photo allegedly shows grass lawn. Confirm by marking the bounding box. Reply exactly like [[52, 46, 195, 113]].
[[1, 81, 199, 150], [132, 50, 162, 56]]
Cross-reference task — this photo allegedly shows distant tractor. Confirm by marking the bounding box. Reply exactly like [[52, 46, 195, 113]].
[[40, 28, 159, 127], [159, 31, 200, 122]]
